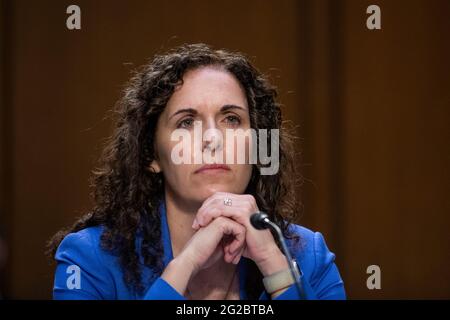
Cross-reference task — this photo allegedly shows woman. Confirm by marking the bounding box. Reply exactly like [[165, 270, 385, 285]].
[[48, 43, 346, 300]]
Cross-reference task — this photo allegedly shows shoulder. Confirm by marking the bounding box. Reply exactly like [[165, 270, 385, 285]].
[[53, 226, 119, 299], [286, 223, 331, 257], [286, 223, 336, 268], [54, 225, 124, 277], [285, 223, 346, 299], [55, 226, 105, 260]]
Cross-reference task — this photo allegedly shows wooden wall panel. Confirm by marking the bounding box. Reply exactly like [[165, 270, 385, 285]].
[[2, 0, 303, 299], [1, 0, 449, 299], [296, 0, 450, 299], [339, 0, 450, 298]]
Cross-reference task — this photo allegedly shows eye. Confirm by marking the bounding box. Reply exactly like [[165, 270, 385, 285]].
[[177, 117, 195, 129], [224, 115, 241, 126]]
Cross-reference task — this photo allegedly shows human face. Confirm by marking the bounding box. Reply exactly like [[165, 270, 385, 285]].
[[150, 66, 253, 205]]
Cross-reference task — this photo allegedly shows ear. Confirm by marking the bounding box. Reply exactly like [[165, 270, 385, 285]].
[[148, 159, 162, 173]]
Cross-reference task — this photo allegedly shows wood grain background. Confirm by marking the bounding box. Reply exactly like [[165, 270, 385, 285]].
[[1, 0, 449, 299]]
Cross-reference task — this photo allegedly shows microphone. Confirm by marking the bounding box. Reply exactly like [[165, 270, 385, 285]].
[[250, 212, 271, 230], [250, 212, 305, 299]]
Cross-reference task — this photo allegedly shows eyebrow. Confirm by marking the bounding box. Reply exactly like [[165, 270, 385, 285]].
[[168, 104, 246, 120], [220, 104, 246, 113], [168, 108, 198, 121]]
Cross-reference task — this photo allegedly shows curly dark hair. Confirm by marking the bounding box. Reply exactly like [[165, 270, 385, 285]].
[[47, 43, 301, 299]]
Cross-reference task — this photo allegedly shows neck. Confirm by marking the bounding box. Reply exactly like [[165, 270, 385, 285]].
[[164, 186, 202, 257]]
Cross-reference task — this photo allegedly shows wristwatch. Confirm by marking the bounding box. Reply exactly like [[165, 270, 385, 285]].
[[262, 259, 302, 294]]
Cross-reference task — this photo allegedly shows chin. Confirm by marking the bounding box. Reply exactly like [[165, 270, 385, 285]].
[[198, 185, 235, 198]]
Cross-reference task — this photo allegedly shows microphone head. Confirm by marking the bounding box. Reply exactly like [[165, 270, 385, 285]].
[[250, 212, 270, 230]]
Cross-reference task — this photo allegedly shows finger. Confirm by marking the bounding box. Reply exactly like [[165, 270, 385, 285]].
[[222, 219, 246, 254], [222, 242, 235, 264], [196, 197, 256, 230], [193, 193, 231, 228], [227, 225, 245, 254], [222, 241, 236, 263], [227, 245, 242, 264], [220, 235, 235, 263], [195, 195, 239, 228], [231, 245, 245, 265], [228, 236, 249, 265], [213, 217, 246, 262], [235, 245, 245, 264], [232, 249, 242, 265], [224, 248, 234, 264], [198, 192, 228, 217], [241, 246, 250, 260]]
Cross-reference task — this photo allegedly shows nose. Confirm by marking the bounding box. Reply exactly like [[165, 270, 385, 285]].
[[202, 119, 223, 153]]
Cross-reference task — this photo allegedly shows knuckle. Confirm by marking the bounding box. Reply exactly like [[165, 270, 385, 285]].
[[246, 195, 257, 209], [247, 194, 257, 205], [243, 201, 254, 212], [210, 207, 221, 217], [214, 216, 226, 225], [213, 192, 223, 199], [196, 208, 204, 218]]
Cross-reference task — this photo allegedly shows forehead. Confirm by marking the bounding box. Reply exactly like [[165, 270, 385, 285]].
[[165, 67, 249, 114]]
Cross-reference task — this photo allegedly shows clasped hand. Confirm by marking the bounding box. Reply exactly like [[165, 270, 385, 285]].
[[179, 192, 283, 276]]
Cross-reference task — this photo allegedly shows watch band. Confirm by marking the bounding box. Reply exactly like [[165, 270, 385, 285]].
[[262, 260, 298, 294]]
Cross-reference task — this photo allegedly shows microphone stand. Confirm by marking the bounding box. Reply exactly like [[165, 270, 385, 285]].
[[253, 213, 306, 299]]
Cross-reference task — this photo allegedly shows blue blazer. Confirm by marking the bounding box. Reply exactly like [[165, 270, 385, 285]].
[[53, 200, 346, 300]]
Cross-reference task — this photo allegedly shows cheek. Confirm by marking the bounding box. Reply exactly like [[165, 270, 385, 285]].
[[233, 163, 253, 193], [224, 131, 253, 165], [155, 135, 194, 184], [157, 141, 186, 176], [162, 165, 191, 187]]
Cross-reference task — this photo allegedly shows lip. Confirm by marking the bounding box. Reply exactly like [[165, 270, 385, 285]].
[[194, 164, 231, 174]]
